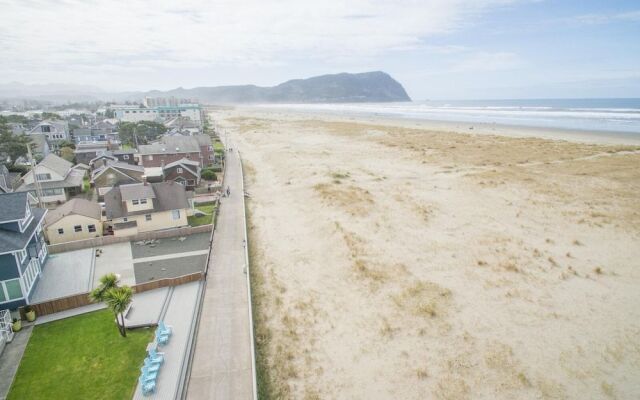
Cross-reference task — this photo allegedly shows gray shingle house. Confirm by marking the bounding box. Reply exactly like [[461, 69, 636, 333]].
[[0, 192, 48, 310]]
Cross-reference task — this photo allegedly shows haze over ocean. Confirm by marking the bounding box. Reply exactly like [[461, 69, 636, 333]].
[[268, 98, 640, 135]]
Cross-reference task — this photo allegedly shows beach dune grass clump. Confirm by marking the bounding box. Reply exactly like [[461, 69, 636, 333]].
[[8, 309, 153, 400]]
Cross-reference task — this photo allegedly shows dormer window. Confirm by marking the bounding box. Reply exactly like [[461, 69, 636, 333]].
[[140, 198, 148, 205], [36, 173, 51, 181]]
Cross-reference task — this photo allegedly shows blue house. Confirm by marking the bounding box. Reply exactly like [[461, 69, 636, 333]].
[[0, 192, 48, 310]]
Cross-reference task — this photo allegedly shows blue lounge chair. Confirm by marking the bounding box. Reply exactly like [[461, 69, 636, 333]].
[[155, 330, 170, 346], [158, 321, 173, 336], [141, 366, 158, 381], [139, 375, 156, 396], [148, 347, 165, 363], [144, 358, 161, 373]]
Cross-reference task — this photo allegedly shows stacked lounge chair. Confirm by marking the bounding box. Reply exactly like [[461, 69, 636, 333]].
[[139, 321, 173, 396]]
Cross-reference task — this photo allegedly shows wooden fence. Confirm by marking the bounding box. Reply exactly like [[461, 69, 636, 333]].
[[47, 225, 213, 254], [26, 272, 204, 318]]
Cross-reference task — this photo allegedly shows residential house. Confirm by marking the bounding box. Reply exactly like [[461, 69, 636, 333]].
[[164, 116, 201, 135], [0, 192, 48, 310], [74, 143, 111, 165], [17, 154, 85, 204], [28, 120, 70, 148], [137, 135, 214, 168], [162, 159, 201, 191], [104, 182, 189, 237], [0, 165, 21, 193], [73, 127, 120, 146], [43, 199, 102, 244], [91, 162, 145, 199], [89, 150, 137, 170]]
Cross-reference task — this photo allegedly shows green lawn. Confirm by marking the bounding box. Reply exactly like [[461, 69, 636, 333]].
[[8, 310, 153, 400], [188, 202, 216, 226]]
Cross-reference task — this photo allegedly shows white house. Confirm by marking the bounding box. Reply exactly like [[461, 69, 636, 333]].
[[17, 154, 85, 204], [28, 120, 70, 145]]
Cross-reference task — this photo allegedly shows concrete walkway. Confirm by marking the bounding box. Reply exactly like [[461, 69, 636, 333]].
[[0, 326, 33, 399], [187, 148, 255, 399]]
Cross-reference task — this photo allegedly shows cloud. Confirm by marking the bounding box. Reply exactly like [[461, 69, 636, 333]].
[[0, 0, 521, 85], [563, 10, 640, 25], [452, 51, 522, 72]]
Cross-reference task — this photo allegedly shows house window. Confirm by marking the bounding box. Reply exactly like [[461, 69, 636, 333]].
[[208, 146, 213, 151], [187, 179, 195, 186], [74, 225, 82, 232], [177, 167, 183, 173], [123, 217, 128, 222], [4, 279, 23, 300], [140, 198, 147, 205], [171, 210, 181, 220], [123, 155, 129, 160], [58, 228, 64, 234], [132, 199, 139, 205], [42, 125, 51, 133], [148, 155, 153, 161], [36, 173, 51, 181], [88, 224, 96, 233], [145, 214, 152, 221]]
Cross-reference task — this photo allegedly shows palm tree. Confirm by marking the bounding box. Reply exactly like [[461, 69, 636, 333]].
[[89, 273, 119, 303], [104, 286, 133, 337]]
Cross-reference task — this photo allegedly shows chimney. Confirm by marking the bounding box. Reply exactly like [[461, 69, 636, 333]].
[[142, 175, 148, 185]]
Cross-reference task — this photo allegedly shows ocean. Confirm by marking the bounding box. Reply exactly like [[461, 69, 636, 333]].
[[266, 98, 640, 134]]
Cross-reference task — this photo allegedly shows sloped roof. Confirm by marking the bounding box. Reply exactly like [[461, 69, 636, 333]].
[[39, 153, 73, 177], [0, 192, 29, 221], [119, 183, 156, 201], [164, 158, 200, 177], [92, 162, 144, 181], [0, 208, 46, 253], [44, 198, 101, 226], [138, 136, 200, 155], [104, 181, 189, 219]]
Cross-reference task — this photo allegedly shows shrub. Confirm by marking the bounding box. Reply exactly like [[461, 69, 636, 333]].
[[202, 169, 217, 181]]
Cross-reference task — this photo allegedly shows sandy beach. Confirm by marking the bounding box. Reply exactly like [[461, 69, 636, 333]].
[[212, 106, 640, 399]]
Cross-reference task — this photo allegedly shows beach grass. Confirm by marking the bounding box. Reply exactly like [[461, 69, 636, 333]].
[[8, 310, 153, 400]]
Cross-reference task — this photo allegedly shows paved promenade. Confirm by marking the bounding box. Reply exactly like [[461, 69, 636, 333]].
[[186, 148, 255, 399]]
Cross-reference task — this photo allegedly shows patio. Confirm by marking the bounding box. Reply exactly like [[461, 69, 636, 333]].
[[29, 248, 94, 303]]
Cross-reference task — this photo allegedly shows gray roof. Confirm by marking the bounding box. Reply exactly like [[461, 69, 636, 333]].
[[113, 149, 137, 155], [138, 136, 201, 155], [192, 135, 211, 146], [120, 183, 156, 201], [44, 198, 102, 226], [0, 192, 29, 221], [29, 134, 49, 155], [0, 208, 46, 253], [164, 158, 200, 177], [39, 153, 73, 177], [18, 168, 84, 191], [104, 181, 189, 219], [91, 162, 144, 181]]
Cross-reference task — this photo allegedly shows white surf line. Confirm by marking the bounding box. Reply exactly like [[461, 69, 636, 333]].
[[133, 249, 210, 264]]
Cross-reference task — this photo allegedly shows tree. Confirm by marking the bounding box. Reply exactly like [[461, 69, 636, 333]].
[[118, 121, 167, 147], [0, 116, 33, 165], [89, 274, 133, 337], [104, 286, 133, 337], [60, 147, 75, 163], [89, 273, 119, 303]]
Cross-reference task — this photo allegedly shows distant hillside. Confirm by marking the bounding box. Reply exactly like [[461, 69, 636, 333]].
[[0, 71, 411, 104], [146, 71, 411, 103]]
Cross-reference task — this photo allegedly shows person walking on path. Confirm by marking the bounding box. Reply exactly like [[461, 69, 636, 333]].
[[226, 186, 230, 196]]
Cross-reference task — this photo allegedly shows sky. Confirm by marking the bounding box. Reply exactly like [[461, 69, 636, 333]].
[[0, 0, 639, 100]]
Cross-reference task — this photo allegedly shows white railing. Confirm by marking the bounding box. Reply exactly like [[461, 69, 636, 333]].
[[0, 309, 14, 343]]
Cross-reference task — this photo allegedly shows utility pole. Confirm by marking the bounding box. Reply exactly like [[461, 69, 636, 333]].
[[27, 144, 44, 209]]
